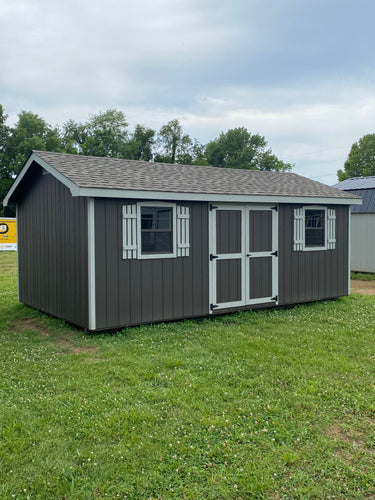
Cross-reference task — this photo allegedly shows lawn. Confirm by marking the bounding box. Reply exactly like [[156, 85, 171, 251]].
[[1, 252, 375, 499]]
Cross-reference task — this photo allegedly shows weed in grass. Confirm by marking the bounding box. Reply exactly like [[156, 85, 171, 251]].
[[1, 252, 375, 498], [351, 271, 375, 281]]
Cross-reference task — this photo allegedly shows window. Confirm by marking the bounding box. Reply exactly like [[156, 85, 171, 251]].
[[141, 206, 173, 254], [122, 202, 190, 259], [305, 209, 325, 247], [294, 206, 336, 251]]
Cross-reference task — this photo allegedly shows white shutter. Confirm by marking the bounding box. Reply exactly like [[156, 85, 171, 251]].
[[122, 205, 137, 259], [293, 208, 304, 251], [327, 208, 336, 250], [177, 206, 190, 257]]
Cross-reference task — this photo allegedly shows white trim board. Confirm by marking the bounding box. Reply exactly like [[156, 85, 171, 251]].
[[77, 188, 361, 206], [87, 198, 96, 331]]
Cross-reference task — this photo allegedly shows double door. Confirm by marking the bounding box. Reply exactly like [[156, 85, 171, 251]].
[[209, 204, 278, 311]]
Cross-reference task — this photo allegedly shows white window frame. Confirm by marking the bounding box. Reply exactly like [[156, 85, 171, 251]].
[[137, 201, 177, 259], [303, 206, 328, 251], [294, 206, 336, 252]]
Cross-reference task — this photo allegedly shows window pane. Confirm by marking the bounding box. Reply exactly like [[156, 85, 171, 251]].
[[141, 231, 172, 254], [141, 206, 173, 254], [141, 207, 171, 230], [305, 209, 325, 247]]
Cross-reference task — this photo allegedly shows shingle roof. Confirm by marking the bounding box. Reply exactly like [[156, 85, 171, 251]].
[[332, 176, 375, 190], [32, 150, 357, 201]]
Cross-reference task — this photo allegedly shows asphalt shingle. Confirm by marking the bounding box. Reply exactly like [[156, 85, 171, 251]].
[[34, 150, 357, 200]]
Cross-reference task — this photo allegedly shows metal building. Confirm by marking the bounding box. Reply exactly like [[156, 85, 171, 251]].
[[4, 151, 361, 331], [333, 176, 375, 273]]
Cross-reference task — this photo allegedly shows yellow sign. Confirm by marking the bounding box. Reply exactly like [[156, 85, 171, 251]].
[[0, 218, 17, 251]]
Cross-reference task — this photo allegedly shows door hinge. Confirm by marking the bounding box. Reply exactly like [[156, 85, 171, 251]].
[[271, 205, 278, 211], [271, 250, 278, 257], [209, 204, 218, 211], [210, 303, 219, 310], [210, 254, 219, 261], [272, 295, 278, 302]]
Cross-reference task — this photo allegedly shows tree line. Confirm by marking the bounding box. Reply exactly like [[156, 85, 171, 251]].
[[0, 105, 294, 216]]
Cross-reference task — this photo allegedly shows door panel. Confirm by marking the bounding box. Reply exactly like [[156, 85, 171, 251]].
[[249, 256, 272, 299], [249, 210, 272, 252], [216, 210, 242, 254], [217, 259, 242, 303], [209, 204, 278, 311]]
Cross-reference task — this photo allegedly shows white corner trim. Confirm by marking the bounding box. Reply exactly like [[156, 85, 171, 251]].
[[87, 198, 96, 331], [16, 204, 20, 302], [348, 206, 351, 295], [3, 152, 80, 206]]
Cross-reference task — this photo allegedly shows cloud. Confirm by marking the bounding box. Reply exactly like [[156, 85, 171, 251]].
[[1, 0, 375, 185]]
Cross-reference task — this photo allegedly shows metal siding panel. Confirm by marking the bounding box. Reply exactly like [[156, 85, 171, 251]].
[[351, 214, 375, 272]]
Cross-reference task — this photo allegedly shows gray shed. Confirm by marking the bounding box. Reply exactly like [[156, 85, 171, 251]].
[[4, 151, 361, 331], [333, 177, 375, 272]]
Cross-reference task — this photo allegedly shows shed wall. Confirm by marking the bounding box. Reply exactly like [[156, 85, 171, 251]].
[[350, 213, 375, 272], [278, 204, 349, 304], [94, 199, 209, 329], [17, 171, 89, 327]]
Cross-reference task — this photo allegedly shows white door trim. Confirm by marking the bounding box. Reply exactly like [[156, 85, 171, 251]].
[[209, 203, 278, 312]]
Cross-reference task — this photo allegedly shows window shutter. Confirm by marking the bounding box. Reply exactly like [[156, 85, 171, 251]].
[[327, 209, 336, 250], [177, 206, 190, 257], [293, 208, 304, 251], [122, 205, 137, 259]]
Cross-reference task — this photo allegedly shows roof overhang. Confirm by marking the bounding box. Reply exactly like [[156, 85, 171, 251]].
[[3, 152, 80, 206], [3, 151, 362, 207], [76, 187, 363, 205]]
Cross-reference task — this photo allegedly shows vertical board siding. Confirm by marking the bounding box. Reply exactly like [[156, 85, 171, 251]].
[[350, 214, 375, 272], [95, 200, 209, 330], [216, 210, 241, 254], [249, 211, 272, 252], [279, 204, 349, 305], [216, 259, 242, 303], [250, 257, 272, 299], [17, 171, 88, 328]]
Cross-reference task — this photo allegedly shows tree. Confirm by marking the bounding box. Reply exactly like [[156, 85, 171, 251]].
[[63, 109, 129, 158], [124, 124, 155, 161], [5, 111, 64, 178], [337, 134, 375, 181], [205, 127, 293, 171], [0, 105, 11, 216], [154, 119, 194, 164]]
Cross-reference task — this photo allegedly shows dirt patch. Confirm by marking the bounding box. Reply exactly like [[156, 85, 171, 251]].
[[12, 318, 52, 337], [351, 280, 375, 295], [11, 318, 98, 355]]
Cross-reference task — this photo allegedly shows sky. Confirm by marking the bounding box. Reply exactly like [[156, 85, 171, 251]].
[[1, 0, 375, 185]]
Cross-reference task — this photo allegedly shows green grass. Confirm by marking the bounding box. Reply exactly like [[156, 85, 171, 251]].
[[1, 252, 375, 499], [351, 271, 375, 281]]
